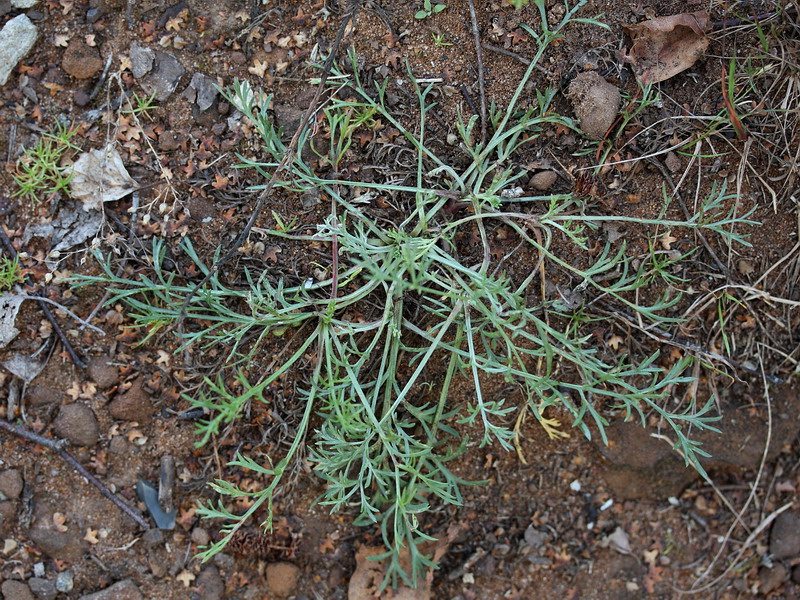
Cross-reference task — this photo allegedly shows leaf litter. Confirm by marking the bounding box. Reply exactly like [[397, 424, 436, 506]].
[[622, 11, 711, 84]]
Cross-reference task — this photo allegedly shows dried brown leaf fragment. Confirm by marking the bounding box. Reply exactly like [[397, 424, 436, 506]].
[[622, 12, 711, 84]]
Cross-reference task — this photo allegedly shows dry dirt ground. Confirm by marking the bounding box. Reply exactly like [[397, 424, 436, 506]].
[[1, 0, 800, 599]]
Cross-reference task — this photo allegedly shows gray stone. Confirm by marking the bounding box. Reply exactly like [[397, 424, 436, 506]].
[[129, 42, 153, 80], [12, 0, 38, 7], [0, 468, 23, 500], [141, 528, 164, 546], [78, 579, 143, 600], [770, 511, 800, 560], [0, 14, 38, 86], [1, 581, 35, 600], [27, 578, 57, 600], [185, 72, 218, 112], [54, 403, 100, 447], [140, 51, 185, 101], [55, 571, 73, 593]]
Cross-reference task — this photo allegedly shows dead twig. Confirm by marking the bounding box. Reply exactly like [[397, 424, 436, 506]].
[[481, 43, 554, 76], [467, 0, 487, 145], [176, 2, 361, 323], [0, 227, 87, 369], [0, 418, 149, 529]]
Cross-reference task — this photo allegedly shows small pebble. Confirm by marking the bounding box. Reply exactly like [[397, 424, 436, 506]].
[[55, 570, 73, 593], [530, 170, 557, 191]]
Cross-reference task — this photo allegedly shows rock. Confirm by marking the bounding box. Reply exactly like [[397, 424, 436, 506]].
[[523, 525, 548, 549], [88, 356, 117, 390], [62, 40, 103, 79], [598, 386, 800, 499], [78, 579, 143, 600], [1, 581, 35, 600], [0, 499, 17, 533], [0, 14, 38, 86], [266, 562, 300, 598], [141, 528, 164, 547], [108, 435, 128, 454], [27, 578, 57, 600], [191, 526, 210, 546], [139, 50, 185, 101], [109, 377, 154, 423], [757, 563, 788, 594], [29, 508, 87, 563], [13, 0, 39, 6], [530, 170, 557, 191], [770, 511, 800, 560], [664, 151, 682, 173], [55, 571, 74, 593], [566, 71, 621, 139], [157, 131, 184, 152], [27, 385, 60, 407], [184, 72, 218, 112], [129, 42, 154, 80], [54, 403, 100, 447], [196, 565, 224, 600], [0, 468, 23, 499]]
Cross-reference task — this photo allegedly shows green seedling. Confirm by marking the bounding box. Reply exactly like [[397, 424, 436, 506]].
[[121, 91, 159, 119], [431, 32, 452, 46], [415, 0, 446, 19], [13, 122, 80, 205], [0, 257, 25, 291]]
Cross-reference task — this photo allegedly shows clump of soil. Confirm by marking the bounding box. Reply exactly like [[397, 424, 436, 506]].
[[566, 71, 621, 138]]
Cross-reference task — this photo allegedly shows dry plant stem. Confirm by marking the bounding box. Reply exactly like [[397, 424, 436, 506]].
[[0, 418, 149, 528], [0, 227, 87, 369], [88, 53, 114, 105], [686, 352, 778, 594], [467, 0, 487, 145], [644, 155, 730, 277], [603, 303, 784, 384], [481, 43, 554, 76], [710, 5, 798, 30], [176, 3, 360, 323]]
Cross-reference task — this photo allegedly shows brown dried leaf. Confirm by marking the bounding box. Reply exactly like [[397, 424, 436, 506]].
[[84, 528, 99, 544], [659, 231, 677, 250], [622, 12, 711, 84]]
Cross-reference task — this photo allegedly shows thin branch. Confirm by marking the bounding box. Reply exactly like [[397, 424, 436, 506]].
[[467, 0, 487, 145], [481, 43, 554, 76], [0, 418, 149, 529]]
